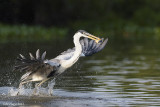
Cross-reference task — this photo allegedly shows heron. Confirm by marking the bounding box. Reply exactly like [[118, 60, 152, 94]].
[[14, 30, 108, 94]]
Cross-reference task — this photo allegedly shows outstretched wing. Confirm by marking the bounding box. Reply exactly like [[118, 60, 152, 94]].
[[54, 48, 75, 60], [14, 49, 46, 72], [80, 38, 108, 56], [54, 38, 108, 60], [14, 49, 60, 81]]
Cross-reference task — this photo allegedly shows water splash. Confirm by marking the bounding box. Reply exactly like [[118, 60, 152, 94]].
[[47, 79, 55, 96], [8, 79, 55, 97]]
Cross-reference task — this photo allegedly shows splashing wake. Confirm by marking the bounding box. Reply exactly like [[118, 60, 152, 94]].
[[8, 79, 55, 97]]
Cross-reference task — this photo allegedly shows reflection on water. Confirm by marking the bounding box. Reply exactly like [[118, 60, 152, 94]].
[[0, 41, 160, 106]]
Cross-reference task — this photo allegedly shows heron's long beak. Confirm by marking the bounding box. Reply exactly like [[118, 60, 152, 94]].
[[87, 35, 101, 43]]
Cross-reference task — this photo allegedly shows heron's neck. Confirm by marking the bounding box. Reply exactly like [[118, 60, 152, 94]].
[[62, 35, 82, 68]]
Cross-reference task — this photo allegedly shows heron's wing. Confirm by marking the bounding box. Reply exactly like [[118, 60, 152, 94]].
[[80, 38, 108, 56], [54, 48, 75, 60], [14, 49, 60, 81], [54, 38, 108, 61]]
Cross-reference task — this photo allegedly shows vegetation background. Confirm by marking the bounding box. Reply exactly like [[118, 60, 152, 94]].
[[0, 0, 160, 43]]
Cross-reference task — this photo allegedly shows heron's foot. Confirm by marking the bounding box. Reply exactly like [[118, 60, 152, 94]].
[[32, 83, 39, 95], [16, 91, 20, 96], [16, 84, 23, 96], [33, 88, 37, 95], [48, 88, 53, 96], [49, 92, 53, 96], [48, 79, 55, 96]]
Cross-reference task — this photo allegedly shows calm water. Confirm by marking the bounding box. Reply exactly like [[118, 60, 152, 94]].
[[0, 40, 160, 106]]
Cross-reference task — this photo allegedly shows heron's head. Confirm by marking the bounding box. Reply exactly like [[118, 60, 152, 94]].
[[76, 30, 102, 43]]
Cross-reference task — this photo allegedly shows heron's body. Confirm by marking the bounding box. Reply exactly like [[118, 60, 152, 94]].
[[14, 30, 108, 91]]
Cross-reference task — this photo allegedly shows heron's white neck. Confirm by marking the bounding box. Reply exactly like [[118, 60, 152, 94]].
[[62, 34, 82, 68]]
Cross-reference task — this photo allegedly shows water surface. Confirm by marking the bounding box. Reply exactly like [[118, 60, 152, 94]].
[[0, 40, 160, 106]]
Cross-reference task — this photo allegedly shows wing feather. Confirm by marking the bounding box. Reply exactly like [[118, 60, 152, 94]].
[[14, 49, 61, 82], [36, 49, 40, 60], [29, 53, 35, 60], [41, 51, 46, 60], [84, 38, 88, 51], [80, 39, 85, 50], [14, 49, 59, 72], [81, 38, 108, 56], [95, 38, 108, 52], [54, 38, 108, 60]]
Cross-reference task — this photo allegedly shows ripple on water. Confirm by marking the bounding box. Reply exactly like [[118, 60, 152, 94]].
[[1, 43, 160, 106]]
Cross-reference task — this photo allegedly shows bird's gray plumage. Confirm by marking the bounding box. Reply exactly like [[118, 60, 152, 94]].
[[82, 38, 108, 56], [14, 49, 60, 83], [14, 36, 108, 88], [13, 30, 109, 96], [54, 38, 108, 60]]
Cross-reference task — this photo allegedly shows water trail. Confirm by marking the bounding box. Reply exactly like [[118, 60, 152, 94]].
[[8, 79, 56, 97], [47, 79, 55, 96]]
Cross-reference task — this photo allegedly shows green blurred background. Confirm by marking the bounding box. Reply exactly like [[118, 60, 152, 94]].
[[0, 0, 160, 43]]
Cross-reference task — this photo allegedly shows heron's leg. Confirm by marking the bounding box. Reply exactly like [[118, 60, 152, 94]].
[[33, 78, 51, 95], [48, 79, 55, 96], [18, 80, 32, 88], [37, 78, 51, 87], [17, 80, 32, 95]]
